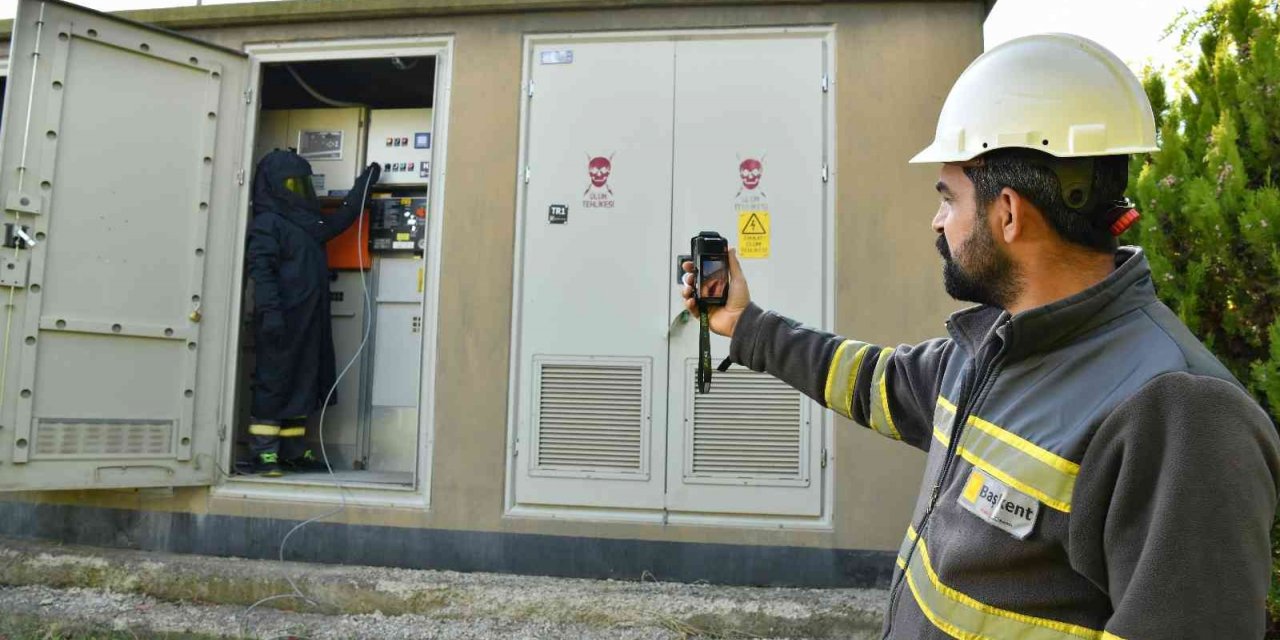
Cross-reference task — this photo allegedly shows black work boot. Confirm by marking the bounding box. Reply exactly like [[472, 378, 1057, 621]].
[[254, 451, 284, 477], [284, 448, 330, 473]]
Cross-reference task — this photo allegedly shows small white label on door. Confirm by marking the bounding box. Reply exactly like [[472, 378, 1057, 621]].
[[540, 50, 574, 65]]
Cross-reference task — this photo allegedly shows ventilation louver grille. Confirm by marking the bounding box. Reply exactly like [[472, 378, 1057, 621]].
[[33, 419, 174, 458], [691, 369, 802, 478], [535, 363, 645, 473]]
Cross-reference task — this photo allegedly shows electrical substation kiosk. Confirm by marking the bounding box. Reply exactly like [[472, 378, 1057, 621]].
[[0, 0, 447, 494]]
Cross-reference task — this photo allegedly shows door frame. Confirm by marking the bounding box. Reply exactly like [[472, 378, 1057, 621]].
[[212, 35, 453, 509], [503, 27, 837, 529]]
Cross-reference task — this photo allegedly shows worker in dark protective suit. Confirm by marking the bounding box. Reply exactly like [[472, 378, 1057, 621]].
[[246, 150, 380, 477]]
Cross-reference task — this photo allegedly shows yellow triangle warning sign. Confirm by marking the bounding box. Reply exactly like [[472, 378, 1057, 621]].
[[738, 211, 770, 259]]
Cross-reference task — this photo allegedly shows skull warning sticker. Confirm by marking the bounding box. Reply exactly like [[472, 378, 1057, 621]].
[[739, 158, 763, 192], [583, 153, 615, 209], [738, 211, 770, 259], [734, 155, 769, 217], [957, 467, 1040, 539]]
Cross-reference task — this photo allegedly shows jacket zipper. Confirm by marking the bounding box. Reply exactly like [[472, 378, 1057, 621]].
[[881, 322, 1009, 638]]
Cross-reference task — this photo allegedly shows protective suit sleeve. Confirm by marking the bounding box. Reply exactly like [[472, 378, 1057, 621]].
[[1068, 371, 1280, 639], [246, 218, 283, 314], [729, 302, 953, 451], [319, 163, 382, 243]]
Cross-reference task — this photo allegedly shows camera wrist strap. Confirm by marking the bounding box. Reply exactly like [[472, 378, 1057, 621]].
[[698, 302, 712, 394]]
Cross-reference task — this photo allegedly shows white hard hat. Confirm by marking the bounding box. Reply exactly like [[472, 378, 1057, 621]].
[[910, 33, 1158, 164]]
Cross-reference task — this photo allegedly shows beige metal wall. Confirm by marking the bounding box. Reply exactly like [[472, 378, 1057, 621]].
[[13, 1, 982, 553]]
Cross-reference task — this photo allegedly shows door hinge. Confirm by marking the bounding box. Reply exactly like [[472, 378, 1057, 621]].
[[218, 424, 227, 442], [236, 169, 246, 185], [821, 447, 828, 469], [821, 74, 830, 93], [821, 164, 829, 183], [244, 88, 254, 105], [524, 165, 531, 184], [527, 81, 535, 98], [513, 438, 520, 457]]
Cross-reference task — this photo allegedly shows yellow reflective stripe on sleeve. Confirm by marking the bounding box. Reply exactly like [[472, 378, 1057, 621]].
[[823, 340, 870, 419], [248, 423, 280, 436], [868, 348, 903, 440], [278, 427, 306, 437], [905, 536, 1104, 640], [1101, 633, 1126, 640], [824, 341, 852, 414], [928, 397, 1077, 513]]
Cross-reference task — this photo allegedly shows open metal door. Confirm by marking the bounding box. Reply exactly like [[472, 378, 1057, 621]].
[[0, 0, 249, 490]]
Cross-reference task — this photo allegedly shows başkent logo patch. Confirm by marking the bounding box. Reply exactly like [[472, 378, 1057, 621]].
[[958, 467, 1040, 539]]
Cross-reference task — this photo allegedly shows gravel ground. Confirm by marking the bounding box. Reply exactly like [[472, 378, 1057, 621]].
[[0, 584, 682, 639], [0, 536, 889, 639]]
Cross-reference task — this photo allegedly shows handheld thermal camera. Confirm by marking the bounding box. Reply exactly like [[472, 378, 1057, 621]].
[[677, 231, 730, 394]]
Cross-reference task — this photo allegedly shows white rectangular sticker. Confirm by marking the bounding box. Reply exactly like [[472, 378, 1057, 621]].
[[957, 468, 1040, 539], [540, 49, 574, 65], [298, 130, 343, 160]]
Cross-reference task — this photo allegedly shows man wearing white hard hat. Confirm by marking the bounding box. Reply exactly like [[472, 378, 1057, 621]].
[[682, 34, 1279, 638]]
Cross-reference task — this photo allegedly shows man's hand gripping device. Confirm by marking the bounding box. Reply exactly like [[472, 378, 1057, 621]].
[[679, 231, 730, 394]]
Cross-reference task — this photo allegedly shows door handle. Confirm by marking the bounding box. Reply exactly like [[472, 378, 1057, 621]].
[[667, 309, 690, 338]]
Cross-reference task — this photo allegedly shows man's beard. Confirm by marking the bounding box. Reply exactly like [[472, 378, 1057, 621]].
[[936, 224, 1021, 309]]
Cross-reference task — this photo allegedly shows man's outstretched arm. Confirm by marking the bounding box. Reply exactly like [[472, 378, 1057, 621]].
[[682, 250, 953, 450]]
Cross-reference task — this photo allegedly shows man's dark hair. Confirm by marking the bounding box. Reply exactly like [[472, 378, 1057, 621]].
[[963, 149, 1128, 254]]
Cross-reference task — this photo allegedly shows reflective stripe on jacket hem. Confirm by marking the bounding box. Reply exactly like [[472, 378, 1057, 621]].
[[896, 527, 1110, 640]]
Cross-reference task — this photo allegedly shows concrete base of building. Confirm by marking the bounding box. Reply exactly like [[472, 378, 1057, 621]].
[[0, 501, 896, 588]]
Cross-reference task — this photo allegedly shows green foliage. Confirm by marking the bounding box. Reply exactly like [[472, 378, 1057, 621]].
[[1127, 0, 1280, 628]]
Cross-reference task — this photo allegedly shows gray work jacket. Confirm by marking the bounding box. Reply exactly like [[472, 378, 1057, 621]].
[[729, 247, 1280, 639]]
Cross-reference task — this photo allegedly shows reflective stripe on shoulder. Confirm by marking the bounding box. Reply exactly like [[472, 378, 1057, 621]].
[[869, 348, 903, 440], [901, 526, 1106, 640], [932, 397, 1078, 513], [824, 340, 872, 420]]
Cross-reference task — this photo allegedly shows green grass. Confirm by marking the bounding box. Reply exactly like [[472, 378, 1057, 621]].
[[0, 614, 229, 640]]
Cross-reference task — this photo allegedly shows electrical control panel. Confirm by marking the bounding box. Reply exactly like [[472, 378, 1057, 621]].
[[369, 196, 427, 253], [367, 108, 433, 187]]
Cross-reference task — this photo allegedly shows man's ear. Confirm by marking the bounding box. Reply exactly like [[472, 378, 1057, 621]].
[[996, 186, 1023, 244]]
